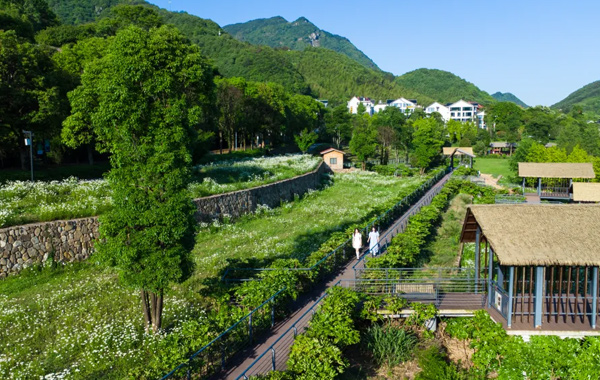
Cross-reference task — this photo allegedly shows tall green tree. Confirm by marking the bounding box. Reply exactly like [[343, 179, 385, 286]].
[[411, 118, 444, 174], [294, 128, 318, 153], [64, 25, 214, 332], [324, 104, 352, 148], [349, 114, 377, 170]]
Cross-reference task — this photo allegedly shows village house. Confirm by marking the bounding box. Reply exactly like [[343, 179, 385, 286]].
[[347, 96, 375, 115]]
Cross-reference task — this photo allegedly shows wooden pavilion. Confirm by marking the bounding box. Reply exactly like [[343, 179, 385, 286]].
[[461, 204, 600, 330], [443, 147, 475, 169], [518, 162, 595, 200]]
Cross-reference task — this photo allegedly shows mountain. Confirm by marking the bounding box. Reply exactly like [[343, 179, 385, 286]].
[[491, 92, 528, 108], [224, 16, 379, 71], [552, 81, 600, 114], [395, 68, 496, 106]]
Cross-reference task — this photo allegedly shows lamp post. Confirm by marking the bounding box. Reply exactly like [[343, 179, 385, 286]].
[[22, 130, 34, 181]]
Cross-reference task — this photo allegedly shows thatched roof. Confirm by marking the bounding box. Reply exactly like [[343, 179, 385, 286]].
[[443, 147, 474, 157], [573, 182, 600, 202], [490, 142, 516, 148], [460, 204, 600, 266], [518, 162, 595, 179]]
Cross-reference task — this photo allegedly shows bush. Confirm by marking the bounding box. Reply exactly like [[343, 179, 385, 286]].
[[363, 323, 417, 367], [415, 345, 468, 380], [287, 335, 347, 380]]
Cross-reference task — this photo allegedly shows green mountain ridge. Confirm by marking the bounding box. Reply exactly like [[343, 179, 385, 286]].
[[491, 92, 528, 108], [552, 80, 600, 115], [223, 16, 379, 70], [395, 68, 496, 105]]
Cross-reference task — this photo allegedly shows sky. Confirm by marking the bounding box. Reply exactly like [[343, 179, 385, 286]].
[[148, 0, 600, 107]]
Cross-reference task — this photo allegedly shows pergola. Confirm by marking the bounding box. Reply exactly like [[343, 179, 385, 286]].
[[443, 147, 475, 169], [461, 204, 600, 329], [573, 182, 600, 203], [518, 162, 595, 200]]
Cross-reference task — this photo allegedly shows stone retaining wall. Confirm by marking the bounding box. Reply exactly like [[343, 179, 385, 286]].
[[0, 161, 328, 278]]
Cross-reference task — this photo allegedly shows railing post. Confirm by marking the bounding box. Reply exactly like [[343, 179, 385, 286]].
[[507, 266, 514, 328], [592, 267, 598, 329], [271, 299, 275, 328], [186, 364, 191, 380], [293, 326, 297, 337], [534, 266, 544, 328], [271, 348, 276, 371], [248, 313, 253, 343]]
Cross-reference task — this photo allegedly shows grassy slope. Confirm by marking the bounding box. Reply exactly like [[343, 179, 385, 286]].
[[0, 172, 425, 378], [422, 193, 472, 267]]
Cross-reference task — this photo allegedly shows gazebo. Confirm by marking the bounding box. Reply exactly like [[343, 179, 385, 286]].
[[443, 147, 475, 169], [461, 204, 600, 330], [518, 162, 595, 200]]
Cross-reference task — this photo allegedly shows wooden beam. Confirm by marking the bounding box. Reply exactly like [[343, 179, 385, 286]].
[[508, 266, 515, 328], [592, 267, 598, 329], [475, 227, 480, 293], [535, 266, 544, 328], [549, 266, 554, 323], [557, 266, 563, 323]]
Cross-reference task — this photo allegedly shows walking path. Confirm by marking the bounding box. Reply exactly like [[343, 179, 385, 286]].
[[217, 172, 452, 379]]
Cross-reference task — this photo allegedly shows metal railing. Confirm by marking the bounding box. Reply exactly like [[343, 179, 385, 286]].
[[495, 194, 527, 204], [338, 278, 487, 309], [235, 292, 330, 379], [222, 168, 450, 282], [354, 267, 476, 280], [161, 288, 286, 380]]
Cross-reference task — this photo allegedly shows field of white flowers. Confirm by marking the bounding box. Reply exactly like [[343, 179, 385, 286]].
[[0, 155, 321, 228], [189, 154, 321, 197], [0, 171, 426, 379], [0, 178, 112, 228]]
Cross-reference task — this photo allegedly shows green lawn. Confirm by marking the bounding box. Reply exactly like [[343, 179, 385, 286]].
[[473, 157, 513, 179], [0, 171, 426, 379]]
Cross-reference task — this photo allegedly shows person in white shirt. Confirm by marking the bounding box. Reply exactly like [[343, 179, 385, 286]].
[[352, 228, 363, 260], [367, 226, 380, 256]]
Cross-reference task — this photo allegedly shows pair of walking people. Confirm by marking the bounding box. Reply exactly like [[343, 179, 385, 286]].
[[352, 226, 379, 260]]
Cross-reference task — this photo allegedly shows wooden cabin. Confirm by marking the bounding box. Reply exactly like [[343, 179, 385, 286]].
[[320, 148, 345, 170], [518, 162, 595, 200], [443, 147, 475, 169], [489, 142, 516, 155], [461, 204, 600, 331]]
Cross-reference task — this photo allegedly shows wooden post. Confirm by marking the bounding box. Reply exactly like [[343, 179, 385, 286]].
[[557, 266, 563, 323], [535, 266, 544, 328], [592, 267, 598, 329], [488, 247, 494, 307], [549, 266, 554, 323], [521, 267, 526, 323], [508, 266, 515, 328], [497, 265, 504, 290], [475, 227, 481, 293]]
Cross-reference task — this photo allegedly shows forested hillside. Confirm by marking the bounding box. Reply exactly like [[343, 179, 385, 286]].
[[288, 48, 433, 105], [224, 16, 379, 70], [395, 68, 496, 105], [552, 80, 600, 115], [491, 91, 528, 108]]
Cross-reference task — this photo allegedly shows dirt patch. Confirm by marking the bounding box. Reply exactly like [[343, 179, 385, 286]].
[[479, 173, 504, 190]]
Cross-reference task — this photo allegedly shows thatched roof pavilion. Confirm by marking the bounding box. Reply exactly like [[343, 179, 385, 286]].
[[518, 162, 595, 179], [443, 147, 475, 169], [573, 182, 600, 203], [518, 163, 596, 200], [460, 204, 600, 330]]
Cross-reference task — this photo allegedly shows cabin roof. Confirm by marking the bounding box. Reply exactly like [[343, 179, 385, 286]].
[[573, 182, 600, 202], [320, 148, 345, 155], [461, 204, 600, 266], [518, 162, 595, 179]]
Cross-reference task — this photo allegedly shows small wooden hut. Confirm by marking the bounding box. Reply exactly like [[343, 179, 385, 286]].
[[461, 204, 600, 330], [518, 162, 595, 200], [320, 148, 345, 170]]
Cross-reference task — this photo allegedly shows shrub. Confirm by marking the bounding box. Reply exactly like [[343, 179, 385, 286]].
[[415, 345, 468, 380], [363, 323, 417, 367], [287, 335, 347, 380]]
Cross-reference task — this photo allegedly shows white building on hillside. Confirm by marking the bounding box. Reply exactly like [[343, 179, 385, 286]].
[[425, 102, 451, 122], [477, 110, 486, 129], [448, 100, 479, 123], [390, 97, 417, 114], [373, 99, 393, 113], [347, 96, 375, 115]]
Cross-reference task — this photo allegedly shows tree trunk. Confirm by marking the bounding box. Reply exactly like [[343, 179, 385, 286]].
[[219, 131, 223, 154], [140, 289, 164, 333], [361, 161, 366, 171], [86, 144, 94, 165]]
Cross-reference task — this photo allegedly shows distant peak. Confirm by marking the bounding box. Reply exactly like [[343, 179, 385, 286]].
[[292, 17, 314, 25]]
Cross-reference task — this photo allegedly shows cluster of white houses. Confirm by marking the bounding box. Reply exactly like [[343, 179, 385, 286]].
[[347, 96, 486, 129]]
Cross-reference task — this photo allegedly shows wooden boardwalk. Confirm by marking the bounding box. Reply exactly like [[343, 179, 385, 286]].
[[214, 172, 452, 379]]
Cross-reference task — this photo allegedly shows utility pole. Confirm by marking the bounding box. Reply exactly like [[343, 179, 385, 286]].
[[23, 130, 34, 181]]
